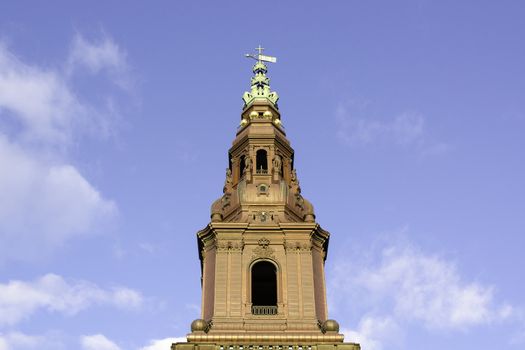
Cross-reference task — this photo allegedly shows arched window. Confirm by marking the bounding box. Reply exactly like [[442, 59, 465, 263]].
[[256, 150, 268, 174], [251, 261, 277, 315]]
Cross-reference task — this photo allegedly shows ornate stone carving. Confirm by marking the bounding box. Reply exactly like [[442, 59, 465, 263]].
[[285, 241, 312, 252], [253, 210, 275, 223], [252, 237, 275, 259], [259, 237, 270, 246], [272, 154, 282, 174], [257, 183, 269, 196], [221, 193, 231, 209], [217, 240, 244, 252], [295, 193, 305, 210], [290, 168, 301, 194], [223, 168, 232, 193], [244, 156, 252, 175]]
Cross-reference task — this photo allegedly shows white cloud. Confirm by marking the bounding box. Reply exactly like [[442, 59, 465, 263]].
[[0, 331, 64, 350], [330, 239, 516, 349], [0, 332, 39, 350], [0, 44, 84, 145], [0, 35, 129, 263], [342, 316, 401, 350], [0, 274, 142, 326], [0, 135, 116, 263], [80, 334, 121, 350], [139, 337, 186, 350]]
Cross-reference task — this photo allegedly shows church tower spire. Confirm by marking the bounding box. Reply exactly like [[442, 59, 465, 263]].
[[172, 48, 360, 350]]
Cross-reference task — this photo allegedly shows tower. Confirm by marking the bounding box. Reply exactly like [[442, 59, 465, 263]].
[[172, 48, 360, 350]]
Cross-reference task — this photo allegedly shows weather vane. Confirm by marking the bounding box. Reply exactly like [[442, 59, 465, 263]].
[[245, 45, 277, 63]]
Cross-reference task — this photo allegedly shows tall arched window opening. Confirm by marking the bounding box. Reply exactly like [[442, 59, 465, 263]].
[[256, 150, 268, 174], [251, 261, 277, 315]]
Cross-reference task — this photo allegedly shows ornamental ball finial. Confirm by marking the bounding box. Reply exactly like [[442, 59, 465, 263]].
[[321, 319, 340, 333], [263, 111, 272, 119], [191, 318, 209, 332], [249, 111, 259, 119]]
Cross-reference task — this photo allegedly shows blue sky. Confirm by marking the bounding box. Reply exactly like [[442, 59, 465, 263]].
[[0, 1, 524, 349]]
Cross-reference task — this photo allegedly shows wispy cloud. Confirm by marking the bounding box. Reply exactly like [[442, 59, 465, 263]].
[[67, 33, 131, 90], [337, 107, 424, 146], [0, 274, 142, 326], [80, 334, 121, 350], [335, 100, 450, 155], [329, 236, 519, 349], [0, 135, 116, 263]]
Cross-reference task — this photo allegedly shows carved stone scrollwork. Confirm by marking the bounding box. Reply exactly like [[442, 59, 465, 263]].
[[252, 237, 275, 259]]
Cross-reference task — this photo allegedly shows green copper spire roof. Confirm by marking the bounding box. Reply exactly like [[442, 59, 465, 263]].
[[242, 46, 279, 109]]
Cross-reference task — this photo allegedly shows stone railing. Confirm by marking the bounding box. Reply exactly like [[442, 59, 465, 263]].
[[252, 305, 278, 315], [256, 169, 268, 175]]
